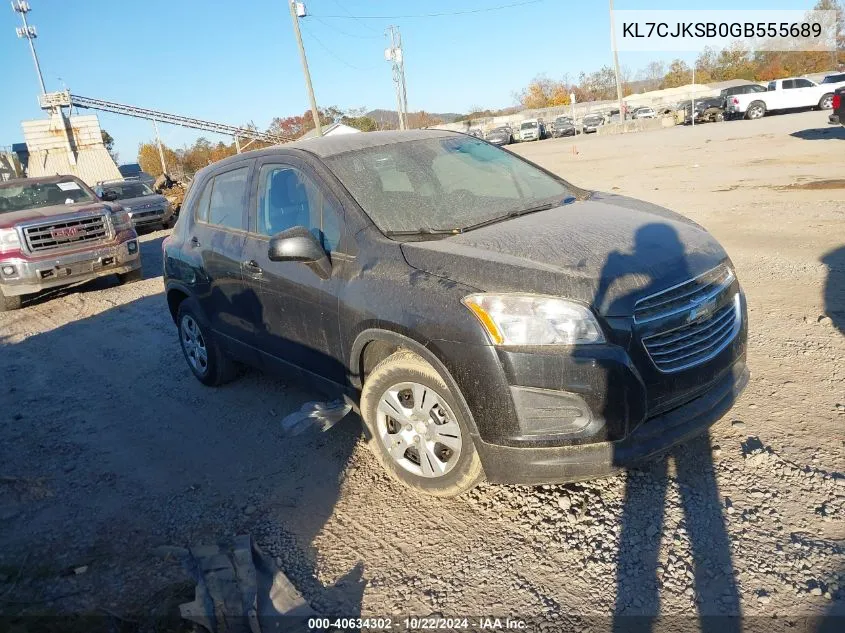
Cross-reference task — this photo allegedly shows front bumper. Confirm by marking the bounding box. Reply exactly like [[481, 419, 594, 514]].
[[477, 360, 749, 484], [128, 205, 173, 227], [0, 235, 141, 296]]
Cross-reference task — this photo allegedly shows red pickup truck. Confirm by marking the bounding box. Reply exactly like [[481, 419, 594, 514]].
[[0, 175, 142, 311]]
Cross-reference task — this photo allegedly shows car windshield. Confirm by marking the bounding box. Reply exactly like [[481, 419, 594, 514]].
[[584, 115, 602, 121], [0, 179, 94, 213], [520, 122, 538, 129], [555, 118, 572, 124], [325, 136, 571, 234], [118, 163, 142, 177], [490, 127, 509, 133], [822, 73, 845, 83], [99, 182, 154, 200]]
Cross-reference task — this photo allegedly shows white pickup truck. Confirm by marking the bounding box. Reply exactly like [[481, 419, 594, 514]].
[[726, 76, 840, 120]]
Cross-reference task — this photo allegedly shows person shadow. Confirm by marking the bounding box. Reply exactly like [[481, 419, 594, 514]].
[[591, 223, 743, 632], [817, 245, 845, 632]]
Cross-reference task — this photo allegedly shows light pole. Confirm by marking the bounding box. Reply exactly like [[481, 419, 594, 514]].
[[288, 1, 322, 137], [609, 0, 625, 122], [12, 0, 47, 94]]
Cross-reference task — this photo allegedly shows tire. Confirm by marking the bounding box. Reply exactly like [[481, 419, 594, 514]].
[[745, 101, 766, 120], [176, 297, 237, 387], [117, 268, 143, 284], [360, 350, 485, 497], [819, 93, 834, 110], [0, 286, 22, 312]]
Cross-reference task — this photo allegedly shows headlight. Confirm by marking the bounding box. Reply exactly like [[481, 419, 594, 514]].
[[462, 294, 605, 345], [110, 208, 133, 231], [0, 228, 22, 254]]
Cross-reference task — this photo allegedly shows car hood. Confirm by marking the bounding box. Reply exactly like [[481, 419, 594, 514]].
[[400, 192, 727, 317], [118, 194, 168, 209], [0, 201, 116, 229]]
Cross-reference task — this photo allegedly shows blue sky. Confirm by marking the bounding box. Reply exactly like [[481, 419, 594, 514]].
[[1, 0, 817, 162]]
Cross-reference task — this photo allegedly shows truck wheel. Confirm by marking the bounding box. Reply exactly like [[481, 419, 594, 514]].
[[0, 286, 22, 312], [117, 268, 143, 284], [360, 350, 484, 497], [176, 298, 237, 386], [819, 93, 834, 110], [745, 101, 766, 120]]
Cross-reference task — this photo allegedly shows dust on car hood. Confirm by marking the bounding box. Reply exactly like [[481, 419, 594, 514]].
[[0, 201, 114, 229], [400, 192, 728, 317]]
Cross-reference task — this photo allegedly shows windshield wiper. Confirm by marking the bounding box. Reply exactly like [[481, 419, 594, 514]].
[[459, 198, 574, 233], [383, 227, 458, 237]]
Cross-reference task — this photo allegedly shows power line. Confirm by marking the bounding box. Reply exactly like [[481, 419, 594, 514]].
[[300, 23, 380, 71], [311, 15, 381, 39], [313, 0, 544, 20], [329, 0, 381, 33]]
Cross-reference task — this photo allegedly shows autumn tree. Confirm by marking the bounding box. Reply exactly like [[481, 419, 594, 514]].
[[137, 142, 179, 178], [663, 59, 692, 87]]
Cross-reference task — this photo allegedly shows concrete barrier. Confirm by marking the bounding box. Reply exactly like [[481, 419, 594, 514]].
[[596, 116, 675, 136]]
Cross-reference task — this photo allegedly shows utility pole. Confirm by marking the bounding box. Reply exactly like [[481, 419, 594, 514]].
[[12, 0, 46, 94], [386, 26, 408, 130], [609, 0, 625, 122], [288, 1, 322, 137], [152, 119, 168, 175]]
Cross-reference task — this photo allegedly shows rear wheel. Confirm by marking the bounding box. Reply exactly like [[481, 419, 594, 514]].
[[177, 298, 237, 386], [745, 101, 766, 120], [360, 350, 484, 497], [819, 93, 834, 110], [0, 286, 22, 312]]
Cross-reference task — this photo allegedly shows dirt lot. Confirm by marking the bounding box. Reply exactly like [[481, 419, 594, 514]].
[[1, 111, 843, 630]]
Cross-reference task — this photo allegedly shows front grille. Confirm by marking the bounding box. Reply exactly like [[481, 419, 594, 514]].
[[634, 264, 734, 324], [23, 215, 109, 253], [642, 297, 739, 373]]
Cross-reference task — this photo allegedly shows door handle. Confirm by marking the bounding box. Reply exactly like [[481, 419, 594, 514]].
[[190, 236, 200, 247], [242, 260, 263, 275]]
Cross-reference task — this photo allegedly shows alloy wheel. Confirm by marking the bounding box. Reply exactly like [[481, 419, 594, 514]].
[[181, 315, 208, 375], [376, 381, 462, 478]]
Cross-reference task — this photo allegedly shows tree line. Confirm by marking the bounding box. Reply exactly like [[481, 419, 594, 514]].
[[513, 0, 843, 110]]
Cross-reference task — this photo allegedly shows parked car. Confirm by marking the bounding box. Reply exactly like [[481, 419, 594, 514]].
[[118, 163, 156, 188], [830, 86, 844, 126], [631, 106, 656, 119], [518, 119, 542, 141], [163, 130, 748, 496], [719, 84, 767, 117], [485, 126, 514, 146], [820, 72, 845, 88], [685, 98, 725, 124], [726, 77, 836, 120], [551, 116, 576, 137], [467, 128, 484, 139], [581, 113, 604, 133], [0, 175, 141, 311], [96, 179, 174, 230]]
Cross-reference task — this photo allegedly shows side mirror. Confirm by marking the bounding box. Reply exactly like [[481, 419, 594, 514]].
[[101, 190, 119, 202], [267, 226, 332, 279]]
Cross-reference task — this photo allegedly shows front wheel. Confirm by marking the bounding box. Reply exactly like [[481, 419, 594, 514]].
[[360, 350, 484, 497], [819, 93, 834, 110], [117, 268, 143, 285], [0, 286, 22, 312]]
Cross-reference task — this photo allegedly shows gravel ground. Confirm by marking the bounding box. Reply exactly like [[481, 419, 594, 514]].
[[0, 111, 843, 631]]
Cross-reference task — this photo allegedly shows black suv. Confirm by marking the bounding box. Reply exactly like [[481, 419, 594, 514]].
[[163, 130, 748, 497]]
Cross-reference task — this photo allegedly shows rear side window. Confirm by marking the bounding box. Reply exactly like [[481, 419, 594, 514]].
[[767, 81, 776, 91], [207, 167, 249, 230], [193, 179, 213, 222], [782, 80, 796, 89]]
